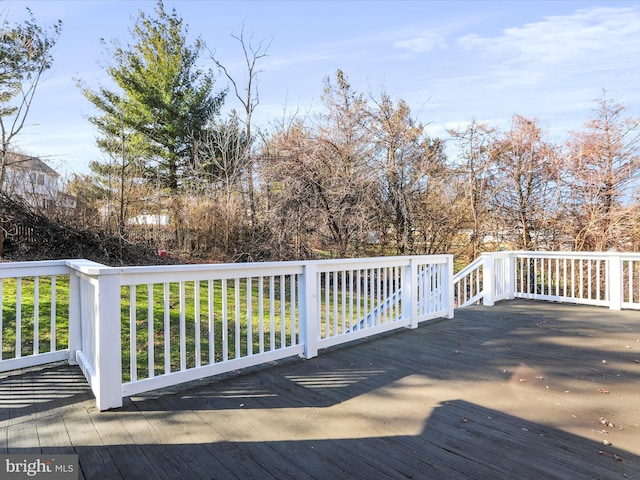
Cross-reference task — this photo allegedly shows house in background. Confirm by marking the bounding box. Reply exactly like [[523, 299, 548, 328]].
[[2, 152, 76, 209]]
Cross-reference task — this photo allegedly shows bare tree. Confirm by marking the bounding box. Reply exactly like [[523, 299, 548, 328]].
[[184, 115, 250, 258], [311, 70, 377, 257], [88, 103, 150, 240], [563, 93, 640, 251], [489, 115, 560, 250], [259, 71, 377, 258], [413, 170, 469, 255], [447, 120, 497, 260], [259, 118, 317, 260], [367, 92, 444, 254], [211, 27, 272, 227], [0, 10, 61, 255]]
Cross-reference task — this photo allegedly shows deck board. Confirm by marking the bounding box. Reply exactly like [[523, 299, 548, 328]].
[[1, 299, 639, 479]]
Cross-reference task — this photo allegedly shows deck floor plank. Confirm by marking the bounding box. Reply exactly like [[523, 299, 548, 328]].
[[130, 391, 277, 480], [1, 300, 639, 479]]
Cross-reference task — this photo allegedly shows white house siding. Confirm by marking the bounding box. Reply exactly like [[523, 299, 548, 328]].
[[2, 152, 65, 209]]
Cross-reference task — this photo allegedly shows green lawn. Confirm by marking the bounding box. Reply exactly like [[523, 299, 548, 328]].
[[120, 277, 298, 382], [2, 271, 390, 385], [0, 274, 296, 382], [1, 276, 70, 360]]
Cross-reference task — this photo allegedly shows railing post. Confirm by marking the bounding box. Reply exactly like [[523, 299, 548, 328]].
[[608, 254, 622, 311], [67, 269, 81, 365], [482, 253, 495, 306], [506, 252, 516, 300], [93, 269, 123, 410], [300, 262, 319, 359], [403, 258, 418, 328], [445, 255, 454, 319]]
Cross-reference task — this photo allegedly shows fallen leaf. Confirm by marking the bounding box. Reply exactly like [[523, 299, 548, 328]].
[[461, 418, 468, 423], [602, 439, 612, 446]]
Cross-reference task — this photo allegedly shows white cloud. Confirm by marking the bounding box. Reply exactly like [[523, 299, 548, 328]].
[[435, 4, 640, 117], [458, 7, 640, 67], [393, 32, 447, 53]]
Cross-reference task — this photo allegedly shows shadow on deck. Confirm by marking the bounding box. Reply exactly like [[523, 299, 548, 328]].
[[2, 300, 639, 479]]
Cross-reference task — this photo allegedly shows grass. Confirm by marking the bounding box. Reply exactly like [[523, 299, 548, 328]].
[[120, 277, 299, 382], [120, 271, 394, 383], [1, 271, 393, 385], [1, 275, 70, 360], [1, 273, 310, 382]]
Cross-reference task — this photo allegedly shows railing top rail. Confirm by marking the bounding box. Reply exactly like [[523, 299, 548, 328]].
[[453, 256, 483, 281], [511, 250, 640, 259], [314, 254, 450, 272], [0, 259, 72, 278], [5, 252, 636, 281], [116, 262, 305, 286], [63, 255, 453, 285], [481, 251, 513, 259]]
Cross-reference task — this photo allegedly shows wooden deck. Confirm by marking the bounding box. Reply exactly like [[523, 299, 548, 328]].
[[1, 299, 639, 479]]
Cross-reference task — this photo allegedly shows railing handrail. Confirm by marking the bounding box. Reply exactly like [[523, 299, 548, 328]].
[[452, 256, 483, 283], [315, 254, 449, 271], [58, 255, 453, 286], [512, 250, 640, 259], [0, 259, 71, 278]]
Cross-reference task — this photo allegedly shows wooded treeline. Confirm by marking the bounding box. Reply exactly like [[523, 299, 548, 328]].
[[3, 2, 640, 264], [67, 75, 640, 264], [65, 3, 640, 264]]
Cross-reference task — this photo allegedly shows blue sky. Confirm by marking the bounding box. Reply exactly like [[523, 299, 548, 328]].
[[3, 0, 640, 176]]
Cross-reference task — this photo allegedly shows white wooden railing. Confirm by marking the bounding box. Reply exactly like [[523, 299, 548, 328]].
[[0, 260, 75, 372], [453, 256, 483, 307], [112, 255, 453, 407], [453, 251, 640, 311], [0, 255, 453, 410], [453, 252, 514, 307], [2, 251, 638, 411]]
